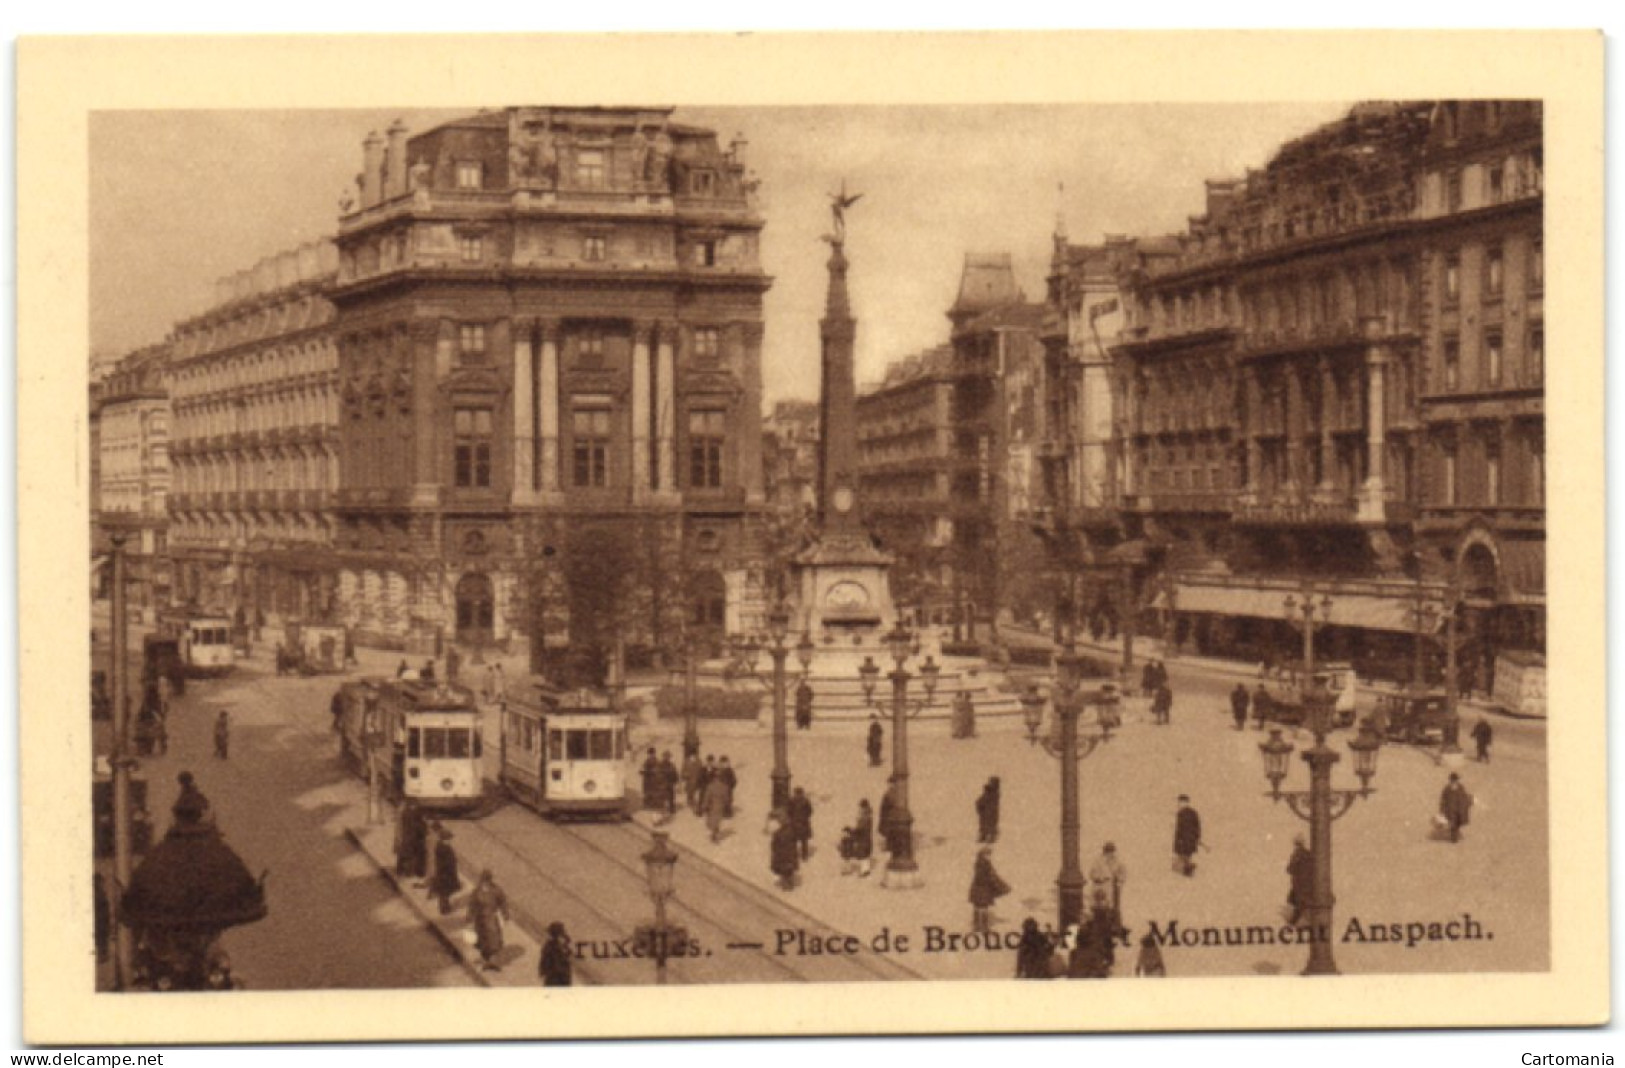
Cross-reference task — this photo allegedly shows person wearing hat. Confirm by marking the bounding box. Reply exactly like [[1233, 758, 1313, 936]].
[[539, 922, 573, 986], [429, 823, 462, 915], [1439, 772, 1473, 844], [1172, 795, 1202, 877], [1286, 834, 1314, 924], [1014, 917, 1055, 979], [465, 869, 510, 971], [975, 777, 1001, 844], [1088, 841, 1127, 926], [768, 810, 800, 891], [968, 845, 1012, 935], [213, 710, 230, 760], [866, 714, 884, 768]]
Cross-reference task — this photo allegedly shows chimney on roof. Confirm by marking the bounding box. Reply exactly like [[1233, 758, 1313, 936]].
[[730, 133, 748, 167], [361, 130, 385, 209], [385, 119, 410, 201]]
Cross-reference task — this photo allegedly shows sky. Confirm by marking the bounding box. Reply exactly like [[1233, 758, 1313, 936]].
[[90, 102, 1352, 405]]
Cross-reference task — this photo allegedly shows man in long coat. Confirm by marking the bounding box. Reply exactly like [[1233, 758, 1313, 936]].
[[682, 752, 706, 814], [430, 825, 462, 914], [787, 787, 815, 861], [640, 748, 660, 810], [795, 681, 814, 731], [1172, 795, 1202, 876], [655, 751, 680, 818], [866, 716, 884, 767], [1230, 683, 1250, 731], [852, 799, 875, 877], [1087, 841, 1127, 924], [465, 869, 510, 971], [1286, 835, 1314, 924], [717, 757, 738, 817], [1439, 772, 1473, 843], [769, 813, 800, 890], [539, 922, 573, 986], [1152, 683, 1173, 726], [1471, 717, 1494, 763], [975, 777, 1001, 844]]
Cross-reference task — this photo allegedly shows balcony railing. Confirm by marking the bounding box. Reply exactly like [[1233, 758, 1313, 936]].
[[1233, 495, 1358, 526]]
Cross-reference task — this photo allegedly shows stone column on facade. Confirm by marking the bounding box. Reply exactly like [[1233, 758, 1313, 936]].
[[631, 321, 653, 503], [1239, 366, 1259, 505], [654, 322, 679, 502], [738, 322, 766, 503], [1315, 356, 1337, 503], [511, 319, 537, 505], [1357, 316, 1389, 523], [409, 321, 442, 506], [1283, 364, 1304, 499], [361, 130, 385, 209], [537, 320, 561, 499]]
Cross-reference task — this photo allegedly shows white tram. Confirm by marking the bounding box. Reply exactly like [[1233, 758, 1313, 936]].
[[500, 686, 629, 819], [336, 678, 485, 812], [178, 615, 235, 677]]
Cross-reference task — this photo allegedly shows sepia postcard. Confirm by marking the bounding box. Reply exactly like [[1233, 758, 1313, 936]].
[[17, 30, 1606, 1044]]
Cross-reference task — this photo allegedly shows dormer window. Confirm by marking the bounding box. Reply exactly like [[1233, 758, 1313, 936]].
[[456, 161, 483, 190]]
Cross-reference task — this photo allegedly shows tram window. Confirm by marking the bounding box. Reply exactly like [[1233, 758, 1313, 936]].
[[566, 730, 589, 760], [407, 728, 421, 758], [447, 729, 471, 759], [549, 730, 563, 761], [589, 730, 614, 760], [423, 728, 447, 759]]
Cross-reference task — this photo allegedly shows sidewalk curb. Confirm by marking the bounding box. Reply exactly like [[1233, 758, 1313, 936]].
[[344, 826, 494, 989]]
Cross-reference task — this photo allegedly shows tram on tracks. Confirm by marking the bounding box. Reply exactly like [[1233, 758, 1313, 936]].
[[156, 613, 236, 677], [499, 685, 629, 819], [335, 678, 486, 812]]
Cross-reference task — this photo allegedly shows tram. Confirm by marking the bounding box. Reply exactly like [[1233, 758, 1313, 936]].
[[499, 685, 629, 819], [174, 615, 236, 677], [336, 678, 486, 811]]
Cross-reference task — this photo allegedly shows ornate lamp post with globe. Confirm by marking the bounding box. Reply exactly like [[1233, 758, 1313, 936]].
[[1258, 580, 1383, 975], [1020, 638, 1116, 931], [858, 623, 939, 887]]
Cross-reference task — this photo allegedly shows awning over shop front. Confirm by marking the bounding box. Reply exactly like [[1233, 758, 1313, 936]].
[[1174, 581, 1432, 634]]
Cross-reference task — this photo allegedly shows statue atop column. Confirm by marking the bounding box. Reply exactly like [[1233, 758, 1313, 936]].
[[825, 180, 864, 246]]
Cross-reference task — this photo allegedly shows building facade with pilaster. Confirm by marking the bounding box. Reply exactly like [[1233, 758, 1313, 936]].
[[164, 241, 342, 621], [95, 343, 173, 616], [328, 107, 770, 674]]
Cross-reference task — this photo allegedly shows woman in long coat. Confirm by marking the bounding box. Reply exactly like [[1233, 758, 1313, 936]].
[[968, 846, 1011, 934], [1014, 918, 1054, 979], [975, 777, 1001, 844], [769, 814, 800, 890], [702, 773, 730, 843], [539, 922, 573, 987], [465, 870, 510, 971]]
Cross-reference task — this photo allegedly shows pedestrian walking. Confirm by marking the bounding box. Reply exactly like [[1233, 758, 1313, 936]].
[[394, 799, 429, 882], [702, 769, 730, 844], [640, 748, 660, 810], [465, 869, 510, 971], [951, 689, 977, 739], [1286, 835, 1313, 924], [429, 824, 462, 915], [1471, 716, 1494, 763], [852, 799, 875, 878], [787, 787, 814, 861], [866, 715, 884, 767], [795, 680, 814, 730], [1014, 918, 1054, 979], [968, 846, 1011, 935], [1253, 682, 1272, 729], [718, 757, 738, 817], [1230, 683, 1250, 731], [1152, 682, 1173, 726], [1140, 661, 1157, 698], [1172, 794, 1202, 876], [1439, 772, 1474, 843], [975, 777, 1001, 844], [539, 922, 573, 986], [769, 811, 800, 890], [1133, 932, 1167, 977], [656, 750, 680, 819], [1087, 842, 1127, 925], [213, 710, 230, 760], [682, 751, 705, 814]]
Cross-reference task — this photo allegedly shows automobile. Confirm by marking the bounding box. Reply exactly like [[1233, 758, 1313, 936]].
[[1255, 660, 1359, 729], [1370, 687, 1457, 746]]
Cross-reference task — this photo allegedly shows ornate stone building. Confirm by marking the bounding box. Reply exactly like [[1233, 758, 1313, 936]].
[[328, 107, 770, 672], [165, 241, 342, 620], [94, 343, 173, 616], [1093, 100, 1543, 679]]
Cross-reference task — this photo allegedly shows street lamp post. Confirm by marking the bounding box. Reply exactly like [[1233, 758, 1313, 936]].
[[858, 623, 939, 887], [641, 831, 679, 985], [682, 636, 701, 760], [1283, 585, 1334, 680], [1020, 638, 1116, 932], [766, 603, 793, 814], [1259, 585, 1382, 976]]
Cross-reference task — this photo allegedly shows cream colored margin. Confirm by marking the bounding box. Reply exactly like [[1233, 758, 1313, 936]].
[[17, 30, 1606, 1044]]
